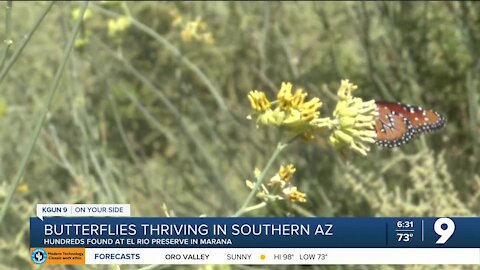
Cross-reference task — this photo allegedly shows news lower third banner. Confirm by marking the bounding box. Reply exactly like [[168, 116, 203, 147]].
[[29, 215, 480, 264]]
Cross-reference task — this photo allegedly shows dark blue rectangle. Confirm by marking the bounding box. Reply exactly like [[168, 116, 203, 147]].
[[29, 217, 480, 248]]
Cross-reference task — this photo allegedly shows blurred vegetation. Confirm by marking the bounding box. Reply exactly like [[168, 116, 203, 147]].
[[0, 1, 479, 269]]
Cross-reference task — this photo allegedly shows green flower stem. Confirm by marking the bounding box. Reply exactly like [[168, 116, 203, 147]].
[[0, 0, 13, 71], [0, 1, 89, 226], [233, 142, 289, 217], [242, 202, 267, 214], [0, 1, 55, 87]]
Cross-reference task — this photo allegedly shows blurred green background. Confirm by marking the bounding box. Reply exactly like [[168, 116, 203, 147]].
[[0, 1, 479, 269]]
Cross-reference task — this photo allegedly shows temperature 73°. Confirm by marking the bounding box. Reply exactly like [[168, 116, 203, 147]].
[[397, 233, 413, 242]]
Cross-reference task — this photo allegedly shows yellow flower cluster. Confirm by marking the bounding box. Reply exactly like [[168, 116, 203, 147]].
[[71, 8, 94, 48], [181, 18, 214, 44], [247, 90, 270, 111], [283, 187, 307, 203], [248, 79, 378, 156], [317, 80, 377, 156], [108, 16, 131, 37], [170, 10, 214, 44], [70, 8, 132, 47], [247, 82, 322, 139], [71, 8, 93, 21], [246, 164, 307, 203], [17, 183, 29, 194], [170, 9, 183, 26]]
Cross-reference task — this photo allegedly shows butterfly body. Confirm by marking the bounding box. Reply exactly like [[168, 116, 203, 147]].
[[374, 101, 446, 148]]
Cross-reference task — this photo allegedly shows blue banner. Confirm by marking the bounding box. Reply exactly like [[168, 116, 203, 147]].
[[30, 217, 480, 248]]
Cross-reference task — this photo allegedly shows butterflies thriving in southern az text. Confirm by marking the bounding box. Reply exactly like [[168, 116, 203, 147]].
[[374, 101, 447, 148]]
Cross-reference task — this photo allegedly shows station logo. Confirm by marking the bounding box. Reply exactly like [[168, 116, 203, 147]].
[[31, 248, 48, 264]]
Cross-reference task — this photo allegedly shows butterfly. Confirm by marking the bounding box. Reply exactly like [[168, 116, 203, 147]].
[[374, 101, 447, 148]]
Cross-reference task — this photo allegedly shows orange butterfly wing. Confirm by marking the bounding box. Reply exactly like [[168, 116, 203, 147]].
[[374, 103, 415, 148], [374, 101, 447, 147]]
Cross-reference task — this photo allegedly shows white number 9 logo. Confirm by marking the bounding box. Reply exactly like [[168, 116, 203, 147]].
[[434, 218, 455, 244]]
